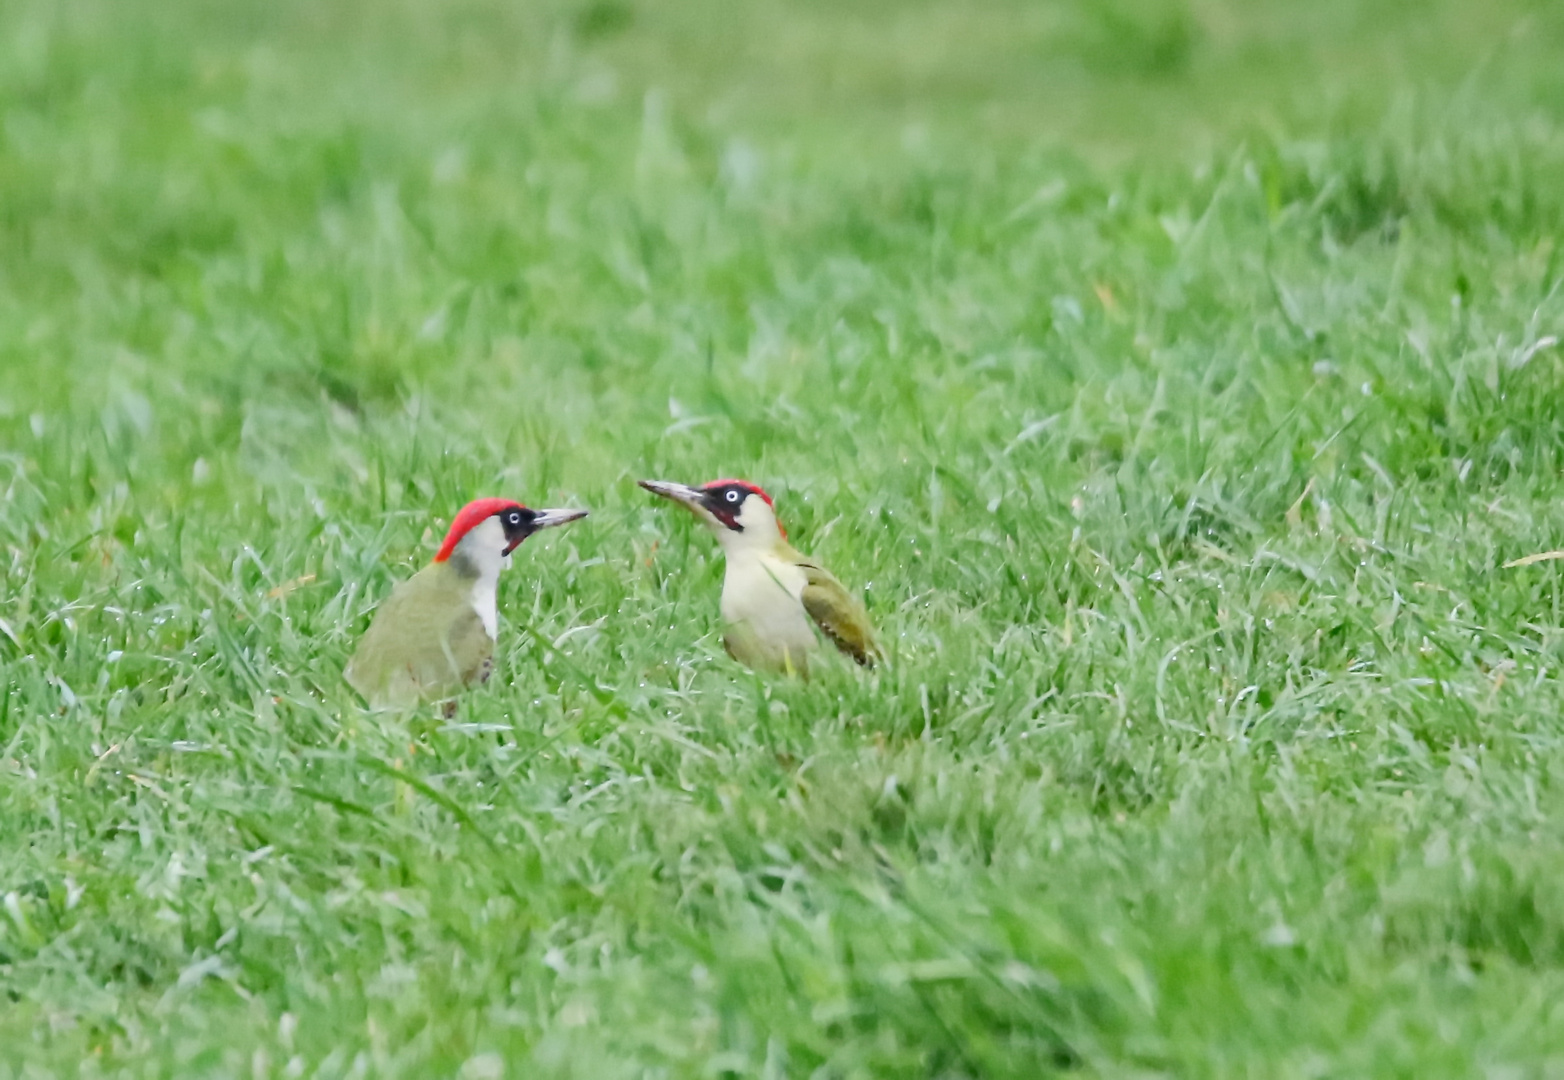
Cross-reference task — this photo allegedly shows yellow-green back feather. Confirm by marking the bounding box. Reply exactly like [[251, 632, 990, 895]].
[[345, 562, 493, 708]]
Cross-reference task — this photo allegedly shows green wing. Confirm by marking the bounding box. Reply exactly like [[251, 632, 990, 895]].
[[345, 568, 494, 707], [797, 560, 881, 668]]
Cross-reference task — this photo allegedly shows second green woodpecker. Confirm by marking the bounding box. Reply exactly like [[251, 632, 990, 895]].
[[639, 478, 881, 674]]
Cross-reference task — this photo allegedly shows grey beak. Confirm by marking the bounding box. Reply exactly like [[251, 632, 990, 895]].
[[637, 479, 705, 507], [532, 507, 590, 530]]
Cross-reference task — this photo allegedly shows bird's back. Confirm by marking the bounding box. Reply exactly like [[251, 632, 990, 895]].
[[345, 564, 493, 708]]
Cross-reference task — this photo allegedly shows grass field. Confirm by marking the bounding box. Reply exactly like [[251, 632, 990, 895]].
[[4, 0, 1564, 1075]]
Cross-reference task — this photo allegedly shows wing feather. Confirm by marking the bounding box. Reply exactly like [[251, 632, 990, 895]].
[[797, 561, 881, 667]]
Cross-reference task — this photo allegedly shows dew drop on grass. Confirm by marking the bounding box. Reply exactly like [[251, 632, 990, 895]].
[[1261, 923, 1296, 948]]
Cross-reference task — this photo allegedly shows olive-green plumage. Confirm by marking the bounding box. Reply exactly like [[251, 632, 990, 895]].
[[345, 559, 492, 708], [344, 499, 588, 711], [798, 558, 881, 668]]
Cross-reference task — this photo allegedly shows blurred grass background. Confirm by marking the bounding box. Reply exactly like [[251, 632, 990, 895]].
[[3, 0, 1564, 1076]]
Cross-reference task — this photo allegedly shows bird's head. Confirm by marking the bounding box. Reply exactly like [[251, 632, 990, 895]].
[[638, 478, 787, 551], [434, 497, 589, 576]]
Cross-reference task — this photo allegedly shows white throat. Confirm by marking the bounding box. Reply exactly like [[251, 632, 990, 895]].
[[452, 516, 511, 639], [710, 497, 785, 556]]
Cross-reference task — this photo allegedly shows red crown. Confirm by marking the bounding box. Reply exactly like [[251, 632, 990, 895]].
[[433, 497, 525, 562]]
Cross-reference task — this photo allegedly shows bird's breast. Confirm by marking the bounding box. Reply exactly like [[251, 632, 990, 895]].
[[720, 554, 813, 642]]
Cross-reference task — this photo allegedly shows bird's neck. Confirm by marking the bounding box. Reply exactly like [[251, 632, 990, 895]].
[[444, 548, 489, 580], [718, 532, 800, 577], [446, 519, 509, 582], [715, 523, 792, 561], [444, 522, 510, 639]]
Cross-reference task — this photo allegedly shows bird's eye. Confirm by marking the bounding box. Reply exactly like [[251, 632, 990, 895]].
[[726, 490, 740, 503]]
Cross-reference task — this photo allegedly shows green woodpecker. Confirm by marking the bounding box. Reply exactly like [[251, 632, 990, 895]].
[[345, 497, 588, 711], [638, 478, 881, 674]]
